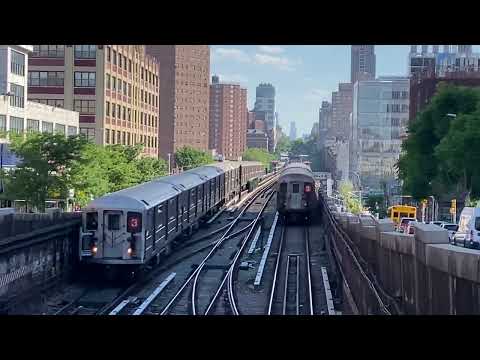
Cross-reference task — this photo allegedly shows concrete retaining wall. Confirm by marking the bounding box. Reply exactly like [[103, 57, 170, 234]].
[[0, 215, 81, 313], [336, 213, 480, 314]]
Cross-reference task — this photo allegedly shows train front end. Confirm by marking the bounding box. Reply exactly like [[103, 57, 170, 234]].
[[80, 203, 145, 266]]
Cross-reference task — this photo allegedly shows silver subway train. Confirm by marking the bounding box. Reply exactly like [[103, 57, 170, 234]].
[[80, 161, 265, 269], [276, 162, 317, 224]]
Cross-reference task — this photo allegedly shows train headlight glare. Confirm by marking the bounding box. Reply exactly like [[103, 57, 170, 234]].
[[92, 246, 98, 254], [127, 247, 133, 255]]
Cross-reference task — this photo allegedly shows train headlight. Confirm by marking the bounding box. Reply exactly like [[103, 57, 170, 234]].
[[304, 201, 308, 207], [92, 246, 98, 254], [127, 247, 133, 255]]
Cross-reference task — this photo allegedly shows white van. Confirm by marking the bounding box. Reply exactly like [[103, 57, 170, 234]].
[[453, 207, 480, 249]]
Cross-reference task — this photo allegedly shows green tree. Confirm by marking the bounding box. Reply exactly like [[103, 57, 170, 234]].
[[339, 180, 362, 214], [397, 84, 480, 201], [365, 194, 386, 218], [243, 148, 275, 168], [3, 132, 88, 212], [274, 133, 292, 155], [175, 146, 213, 170], [135, 156, 168, 183], [71, 144, 168, 207]]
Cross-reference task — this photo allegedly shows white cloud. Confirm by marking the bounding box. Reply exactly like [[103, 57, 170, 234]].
[[258, 45, 285, 54], [305, 88, 331, 102], [217, 73, 249, 85], [253, 53, 299, 71], [212, 47, 251, 63]]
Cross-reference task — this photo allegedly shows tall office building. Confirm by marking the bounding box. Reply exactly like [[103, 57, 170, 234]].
[[146, 45, 210, 162], [331, 83, 353, 140], [289, 121, 297, 141], [28, 45, 159, 157], [351, 45, 376, 84], [254, 83, 276, 152], [352, 77, 409, 191], [208, 76, 247, 160]]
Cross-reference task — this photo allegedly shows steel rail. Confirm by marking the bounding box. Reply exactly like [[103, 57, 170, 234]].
[[161, 177, 278, 315], [305, 227, 314, 315], [267, 226, 285, 315]]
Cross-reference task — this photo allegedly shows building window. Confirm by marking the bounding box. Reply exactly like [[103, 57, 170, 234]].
[[107, 47, 111, 62], [74, 100, 96, 114], [119, 54, 123, 68], [80, 128, 95, 142], [113, 50, 117, 65], [117, 131, 121, 144], [74, 72, 96, 87], [42, 121, 53, 133], [123, 82, 127, 96], [0, 115, 6, 133], [10, 84, 24, 108], [127, 108, 131, 121], [112, 76, 116, 91], [105, 129, 110, 144], [106, 101, 110, 116], [118, 79, 122, 94], [111, 129, 115, 144], [128, 59, 132, 73], [10, 117, 24, 134], [141, 68, 144, 80], [106, 74, 111, 89], [28, 71, 64, 87], [74, 45, 96, 59], [122, 106, 126, 120], [55, 123, 66, 135], [128, 84, 132, 97], [11, 50, 25, 76], [68, 126, 77, 136], [123, 55, 127, 70], [112, 103, 116, 118], [117, 104, 121, 119], [27, 119, 40, 133], [32, 45, 64, 58], [122, 131, 126, 145], [29, 99, 64, 108]]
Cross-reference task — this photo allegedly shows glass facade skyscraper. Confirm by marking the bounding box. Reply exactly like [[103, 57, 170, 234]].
[[352, 77, 409, 191]]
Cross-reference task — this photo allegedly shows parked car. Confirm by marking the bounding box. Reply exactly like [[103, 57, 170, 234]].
[[440, 223, 458, 242], [453, 207, 480, 249], [398, 217, 417, 233], [406, 221, 417, 235]]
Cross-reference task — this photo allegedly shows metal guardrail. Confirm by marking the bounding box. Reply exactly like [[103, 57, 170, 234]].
[[320, 196, 392, 315]]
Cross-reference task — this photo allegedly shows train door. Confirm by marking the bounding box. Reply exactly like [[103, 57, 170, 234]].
[[290, 183, 302, 210], [198, 184, 203, 215], [167, 197, 177, 238], [191, 188, 197, 220], [145, 208, 154, 257], [155, 203, 167, 248], [102, 210, 124, 258]]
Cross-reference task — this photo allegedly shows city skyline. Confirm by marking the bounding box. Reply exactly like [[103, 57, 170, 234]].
[[211, 45, 480, 137]]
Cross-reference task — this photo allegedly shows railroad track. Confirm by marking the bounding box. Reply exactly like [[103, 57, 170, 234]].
[[267, 225, 315, 315], [159, 179, 277, 315], [104, 175, 278, 316]]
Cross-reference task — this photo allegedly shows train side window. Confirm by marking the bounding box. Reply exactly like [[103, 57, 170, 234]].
[[108, 214, 120, 230], [292, 184, 300, 193], [393, 212, 399, 218], [280, 183, 287, 193], [86, 212, 98, 230]]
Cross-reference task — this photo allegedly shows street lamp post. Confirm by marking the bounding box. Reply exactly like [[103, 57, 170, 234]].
[[167, 153, 171, 175], [350, 171, 362, 207]]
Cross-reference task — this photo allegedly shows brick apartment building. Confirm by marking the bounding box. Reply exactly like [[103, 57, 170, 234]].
[[28, 45, 160, 157], [209, 76, 247, 160], [146, 45, 210, 163]]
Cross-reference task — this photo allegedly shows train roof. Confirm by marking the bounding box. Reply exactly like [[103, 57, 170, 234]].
[[157, 170, 208, 190], [279, 162, 314, 180], [86, 180, 179, 211]]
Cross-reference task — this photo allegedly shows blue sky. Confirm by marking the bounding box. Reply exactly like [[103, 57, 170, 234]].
[[210, 45, 480, 137]]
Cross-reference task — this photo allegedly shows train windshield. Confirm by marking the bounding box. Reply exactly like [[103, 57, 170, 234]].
[[280, 183, 287, 193], [292, 184, 300, 193], [86, 212, 98, 230], [108, 213, 121, 230]]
